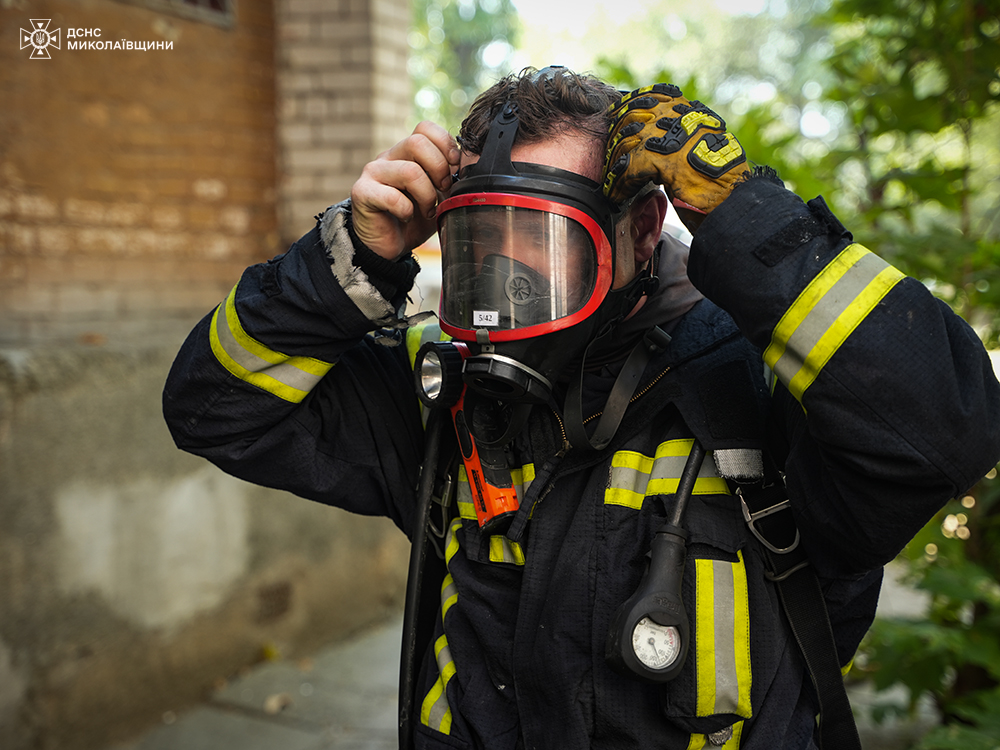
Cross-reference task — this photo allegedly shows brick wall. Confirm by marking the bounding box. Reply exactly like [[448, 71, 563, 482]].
[[0, 2, 417, 747], [275, 0, 412, 246], [0, 0, 279, 347]]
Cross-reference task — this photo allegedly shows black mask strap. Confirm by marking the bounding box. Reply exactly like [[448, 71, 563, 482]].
[[466, 102, 520, 181], [565, 326, 672, 451]]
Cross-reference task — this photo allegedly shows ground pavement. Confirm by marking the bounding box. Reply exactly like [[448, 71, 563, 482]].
[[109, 615, 401, 750], [108, 565, 936, 750]]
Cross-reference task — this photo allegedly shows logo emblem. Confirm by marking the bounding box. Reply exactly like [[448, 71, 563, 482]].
[[20, 19, 61, 59]]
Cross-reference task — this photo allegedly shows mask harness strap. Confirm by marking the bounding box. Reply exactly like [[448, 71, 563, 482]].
[[565, 324, 672, 451]]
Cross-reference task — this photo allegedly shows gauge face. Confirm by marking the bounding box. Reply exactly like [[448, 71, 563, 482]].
[[631, 617, 681, 671]]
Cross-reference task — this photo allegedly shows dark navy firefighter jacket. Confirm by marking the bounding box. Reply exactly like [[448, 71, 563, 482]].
[[163, 174, 1000, 750]]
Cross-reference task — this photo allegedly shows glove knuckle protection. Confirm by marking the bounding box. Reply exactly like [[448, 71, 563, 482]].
[[620, 121, 644, 138], [650, 83, 684, 98], [630, 95, 661, 110], [686, 132, 747, 178]]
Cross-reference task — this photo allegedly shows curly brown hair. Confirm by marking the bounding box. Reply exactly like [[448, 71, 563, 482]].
[[457, 66, 622, 158]]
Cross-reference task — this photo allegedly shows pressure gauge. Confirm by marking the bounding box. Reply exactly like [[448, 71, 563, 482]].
[[605, 523, 690, 683], [631, 617, 682, 671], [607, 443, 704, 684]]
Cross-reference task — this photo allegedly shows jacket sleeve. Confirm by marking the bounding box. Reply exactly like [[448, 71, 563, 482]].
[[687, 172, 1000, 576], [162, 201, 426, 536]]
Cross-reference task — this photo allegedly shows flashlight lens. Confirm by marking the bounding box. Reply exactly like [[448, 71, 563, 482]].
[[420, 351, 444, 401], [414, 341, 465, 409]]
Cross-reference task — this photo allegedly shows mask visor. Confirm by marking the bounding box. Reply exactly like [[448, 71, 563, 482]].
[[438, 194, 612, 341]]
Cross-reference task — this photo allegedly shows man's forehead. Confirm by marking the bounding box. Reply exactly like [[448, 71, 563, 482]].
[[459, 132, 604, 182]]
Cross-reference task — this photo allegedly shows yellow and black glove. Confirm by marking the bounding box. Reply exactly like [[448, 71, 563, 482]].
[[603, 83, 750, 232]]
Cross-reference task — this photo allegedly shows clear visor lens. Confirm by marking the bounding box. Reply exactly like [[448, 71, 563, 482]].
[[439, 205, 599, 332]]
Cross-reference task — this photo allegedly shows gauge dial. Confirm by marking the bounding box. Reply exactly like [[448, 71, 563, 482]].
[[631, 616, 682, 671]]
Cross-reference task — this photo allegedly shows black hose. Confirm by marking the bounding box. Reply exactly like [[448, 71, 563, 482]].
[[668, 439, 706, 528], [398, 409, 444, 750]]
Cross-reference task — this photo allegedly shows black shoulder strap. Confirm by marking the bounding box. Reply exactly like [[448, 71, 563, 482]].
[[737, 479, 863, 750]]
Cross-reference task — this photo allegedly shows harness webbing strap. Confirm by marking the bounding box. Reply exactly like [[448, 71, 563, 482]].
[[565, 326, 672, 451], [738, 481, 862, 750]]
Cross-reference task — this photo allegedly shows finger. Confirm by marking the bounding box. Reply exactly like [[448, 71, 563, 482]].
[[355, 159, 440, 222], [380, 125, 459, 191], [602, 153, 631, 203], [412, 120, 461, 170], [606, 118, 649, 162], [610, 84, 685, 120]]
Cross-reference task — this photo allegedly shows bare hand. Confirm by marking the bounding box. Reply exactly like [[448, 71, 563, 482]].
[[350, 121, 461, 260]]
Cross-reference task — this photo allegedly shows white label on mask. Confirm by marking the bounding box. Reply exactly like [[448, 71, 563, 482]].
[[473, 310, 499, 327]]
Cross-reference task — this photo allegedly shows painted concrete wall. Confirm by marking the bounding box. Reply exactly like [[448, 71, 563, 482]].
[[0, 0, 414, 747]]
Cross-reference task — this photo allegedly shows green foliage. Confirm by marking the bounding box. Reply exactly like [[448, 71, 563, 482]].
[[409, 0, 520, 133], [808, 5, 1000, 735], [810, 0, 1000, 339], [596, 0, 1000, 742], [592, 57, 705, 103], [861, 473, 1000, 748]]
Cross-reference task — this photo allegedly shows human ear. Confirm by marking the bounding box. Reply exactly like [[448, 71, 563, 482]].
[[630, 190, 668, 266]]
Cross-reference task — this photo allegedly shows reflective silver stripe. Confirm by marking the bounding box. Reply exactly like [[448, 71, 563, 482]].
[[713, 562, 739, 709], [606, 440, 730, 509], [420, 519, 463, 735], [694, 552, 752, 719], [209, 284, 333, 403], [764, 244, 904, 401], [420, 633, 455, 734]]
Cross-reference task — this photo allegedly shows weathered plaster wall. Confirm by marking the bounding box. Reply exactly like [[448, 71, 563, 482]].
[[0, 347, 410, 749]]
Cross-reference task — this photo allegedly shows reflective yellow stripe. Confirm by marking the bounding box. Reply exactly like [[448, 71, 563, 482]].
[[406, 320, 448, 369], [443, 518, 461, 566], [208, 284, 334, 403], [510, 463, 535, 491], [841, 657, 855, 678], [420, 520, 463, 735], [420, 633, 456, 734], [488, 536, 525, 565], [441, 573, 458, 619], [606, 440, 730, 509], [442, 519, 462, 616], [694, 551, 752, 719], [764, 244, 904, 402], [455, 464, 477, 521]]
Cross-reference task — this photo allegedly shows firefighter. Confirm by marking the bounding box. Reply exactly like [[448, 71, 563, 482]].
[[163, 67, 1000, 749]]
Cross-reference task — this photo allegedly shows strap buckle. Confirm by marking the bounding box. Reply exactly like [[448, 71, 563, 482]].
[[737, 486, 801, 555]]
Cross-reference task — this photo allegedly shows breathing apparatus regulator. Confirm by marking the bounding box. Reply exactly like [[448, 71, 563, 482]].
[[413, 89, 661, 534]]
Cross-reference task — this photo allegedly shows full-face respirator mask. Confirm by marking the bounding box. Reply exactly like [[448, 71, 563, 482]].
[[413, 98, 664, 533]]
